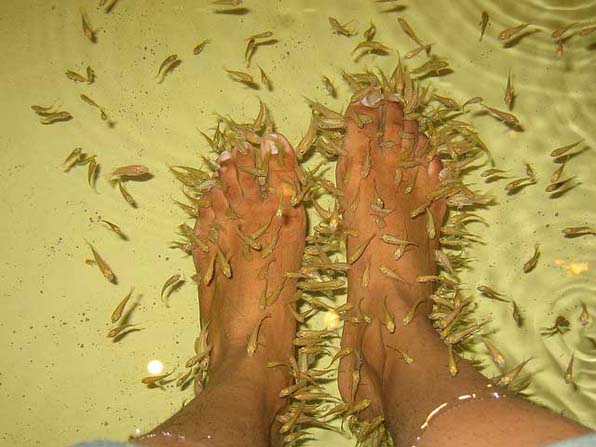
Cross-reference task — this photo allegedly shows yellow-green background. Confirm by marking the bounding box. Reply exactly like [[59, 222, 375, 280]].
[[1, 0, 595, 446]]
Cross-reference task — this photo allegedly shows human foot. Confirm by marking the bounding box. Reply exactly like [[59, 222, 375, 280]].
[[136, 133, 306, 447], [335, 92, 446, 428]]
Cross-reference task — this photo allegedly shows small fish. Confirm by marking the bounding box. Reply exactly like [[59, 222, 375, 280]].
[[477, 285, 509, 303], [215, 243, 232, 278], [498, 23, 530, 41], [545, 177, 575, 193], [504, 72, 514, 109], [141, 370, 174, 385], [117, 180, 137, 207], [540, 316, 571, 337], [496, 359, 532, 386], [479, 11, 489, 41], [523, 244, 540, 273], [41, 111, 73, 124], [111, 288, 134, 323], [405, 45, 429, 59], [562, 226, 596, 238], [579, 302, 590, 327], [86, 66, 95, 83], [551, 22, 579, 39], [580, 24, 596, 36], [380, 265, 406, 282], [326, 347, 353, 367], [352, 40, 391, 56], [434, 250, 455, 274], [193, 39, 210, 55], [226, 69, 257, 86], [462, 96, 483, 108], [81, 13, 96, 43], [65, 70, 87, 83], [247, 314, 271, 356], [550, 140, 583, 158], [363, 22, 376, 41], [322, 76, 336, 97], [383, 297, 396, 333], [111, 165, 150, 179], [481, 168, 508, 178], [403, 299, 424, 326], [247, 31, 273, 40], [161, 273, 182, 299], [157, 54, 178, 77], [512, 300, 524, 327], [63, 147, 82, 169], [379, 234, 418, 247], [504, 176, 534, 193], [107, 323, 140, 338], [203, 254, 216, 285], [348, 233, 375, 264], [258, 65, 272, 90], [481, 337, 506, 368], [80, 94, 107, 119], [555, 39, 564, 58], [31, 104, 57, 115], [87, 158, 98, 186], [244, 38, 256, 63], [86, 240, 116, 283], [564, 352, 575, 384], [158, 58, 181, 83], [329, 17, 357, 37], [447, 345, 458, 376], [550, 162, 566, 183], [176, 368, 194, 387], [265, 279, 286, 306], [100, 219, 127, 239], [386, 344, 414, 365], [445, 321, 489, 345], [212, 0, 242, 5], [410, 59, 449, 75], [426, 208, 436, 239], [481, 104, 521, 128], [398, 17, 426, 50]]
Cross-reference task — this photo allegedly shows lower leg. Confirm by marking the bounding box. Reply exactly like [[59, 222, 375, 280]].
[[383, 314, 590, 447], [136, 132, 306, 447], [335, 95, 591, 447], [135, 354, 288, 447]]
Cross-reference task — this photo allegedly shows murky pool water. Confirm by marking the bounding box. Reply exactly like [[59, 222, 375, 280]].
[[1, 0, 595, 445]]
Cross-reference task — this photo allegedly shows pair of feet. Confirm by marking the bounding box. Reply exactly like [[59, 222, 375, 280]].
[[138, 95, 447, 446]]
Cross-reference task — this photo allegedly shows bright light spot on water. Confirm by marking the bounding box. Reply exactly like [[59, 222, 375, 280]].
[[147, 360, 164, 375], [554, 259, 589, 276], [133, 428, 141, 436], [324, 311, 340, 330]]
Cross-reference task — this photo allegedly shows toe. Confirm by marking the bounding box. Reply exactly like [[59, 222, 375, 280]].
[[232, 142, 261, 202], [259, 133, 301, 209], [337, 98, 382, 188], [379, 99, 405, 152], [217, 151, 243, 202]]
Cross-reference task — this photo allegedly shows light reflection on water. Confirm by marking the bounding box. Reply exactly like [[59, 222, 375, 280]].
[[1, 0, 595, 446]]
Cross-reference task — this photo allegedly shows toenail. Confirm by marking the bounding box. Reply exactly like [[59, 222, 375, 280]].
[[360, 88, 383, 107], [438, 167, 450, 180], [219, 151, 233, 162], [263, 137, 280, 155]]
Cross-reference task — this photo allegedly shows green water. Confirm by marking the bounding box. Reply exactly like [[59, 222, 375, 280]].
[[1, 0, 595, 446]]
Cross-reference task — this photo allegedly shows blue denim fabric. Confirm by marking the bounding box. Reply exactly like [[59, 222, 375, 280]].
[[548, 433, 596, 447], [71, 442, 138, 447]]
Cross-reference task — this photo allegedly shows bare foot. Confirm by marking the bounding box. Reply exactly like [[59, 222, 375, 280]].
[[136, 133, 306, 447], [336, 94, 446, 432], [335, 93, 591, 447]]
